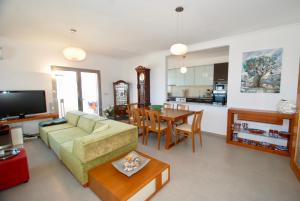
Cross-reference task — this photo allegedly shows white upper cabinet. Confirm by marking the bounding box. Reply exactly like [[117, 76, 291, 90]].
[[168, 69, 176, 85], [194, 65, 214, 86], [184, 67, 194, 86], [168, 65, 213, 86], [175, 69, 185, 86]]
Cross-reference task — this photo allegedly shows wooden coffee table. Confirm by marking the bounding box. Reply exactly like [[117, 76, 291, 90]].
[[88, 151, 170, 201]]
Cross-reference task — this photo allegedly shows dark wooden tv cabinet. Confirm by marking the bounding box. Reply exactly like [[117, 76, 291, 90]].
[[0, 113, 59, 126]]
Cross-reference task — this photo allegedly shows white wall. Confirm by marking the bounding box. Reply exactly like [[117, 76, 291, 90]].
[[167, 46, 229, 69], [122, 23, 300, 135], [1, 23, 300, 135], [0, 36, 124, 112]]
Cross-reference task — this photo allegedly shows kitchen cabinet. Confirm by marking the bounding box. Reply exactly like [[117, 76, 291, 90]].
[[184, 67, 194, 86], [168, 69, 176, 85], [167, 64, 215, 86], [194, 65, 214, 86], [214, 63, 228, 82], [175, 69, 185, 86]]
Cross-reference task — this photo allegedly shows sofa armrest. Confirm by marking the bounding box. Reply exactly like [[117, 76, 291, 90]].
[[73, 125, 138, 163]]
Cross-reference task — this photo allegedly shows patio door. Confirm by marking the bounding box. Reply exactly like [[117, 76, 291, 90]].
[[51, 66, 102, 117]]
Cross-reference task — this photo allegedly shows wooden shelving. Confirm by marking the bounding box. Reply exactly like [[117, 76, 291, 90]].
[[0, 113, 59, 126], [227, 108, 295, 156], [228, 141, 290, 156]]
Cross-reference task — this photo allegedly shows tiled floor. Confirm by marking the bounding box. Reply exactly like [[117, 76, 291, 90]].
[[0, 133, 299, 201]]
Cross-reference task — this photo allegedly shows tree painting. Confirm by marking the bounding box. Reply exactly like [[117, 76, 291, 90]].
[[241, 48, 283, 93]]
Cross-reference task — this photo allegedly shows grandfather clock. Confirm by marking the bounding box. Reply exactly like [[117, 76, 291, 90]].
[[135, 66, 150, 106]]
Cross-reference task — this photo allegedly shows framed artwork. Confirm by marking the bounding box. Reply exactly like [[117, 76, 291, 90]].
[[240, 48, 283, 93]]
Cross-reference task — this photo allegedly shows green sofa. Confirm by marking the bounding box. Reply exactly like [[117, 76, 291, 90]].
[[39, 111, 138, 185]]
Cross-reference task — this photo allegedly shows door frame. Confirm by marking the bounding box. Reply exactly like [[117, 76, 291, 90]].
[[51, 66, 102, 115]]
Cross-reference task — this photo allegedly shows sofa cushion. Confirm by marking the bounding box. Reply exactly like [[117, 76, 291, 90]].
[[48, 127, 88, 158], [94, 120, 109, 129], [39, 123, 74, 146], [77, 114, 103, 133], [39, 118, 67, 127], [60, 140, 137, 185], [91, 122, 109, 134], [73, 121, 138, 163], [65, 111, 86, 126]]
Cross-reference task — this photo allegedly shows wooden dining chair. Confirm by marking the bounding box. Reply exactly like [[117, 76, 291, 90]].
[[174, 104, 189, 126], [127, 103, 138, 124], [132, 108, 147, 144], [145, 110, 168, 150], [175, 110, 204, 152], [163, 103, 174, 109]]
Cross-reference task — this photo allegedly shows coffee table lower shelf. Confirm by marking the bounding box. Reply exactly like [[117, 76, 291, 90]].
[[88, 151, 170, 201]]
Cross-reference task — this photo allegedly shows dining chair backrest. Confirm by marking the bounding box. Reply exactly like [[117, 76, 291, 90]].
[[177, 104, 189, 111], [192, 110, 203, 133], [128, 103, 138, 110], [133, 108, 145, 127], [163, 103, 174, 109], [145, 110, 161, 131], [127, 103, 138, 116]]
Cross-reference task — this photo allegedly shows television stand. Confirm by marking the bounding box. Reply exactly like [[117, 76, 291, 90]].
[[0, 113, 59, 126], [19, 114, 25, 119]]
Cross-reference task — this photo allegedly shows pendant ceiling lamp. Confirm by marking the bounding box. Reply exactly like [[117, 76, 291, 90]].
[[180, 66, 187, 74], [63, 29, 86, 61], [170, 6, 188, 56], [180, 55, 187, 74]]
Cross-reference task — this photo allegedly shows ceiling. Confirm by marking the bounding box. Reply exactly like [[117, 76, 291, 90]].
[[0, 0, 300, 58]]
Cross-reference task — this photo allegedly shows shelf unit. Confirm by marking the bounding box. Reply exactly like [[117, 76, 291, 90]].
[[237, 131, 288, 146], [227, 108, 295, 156], [113, 80, 129, 116]]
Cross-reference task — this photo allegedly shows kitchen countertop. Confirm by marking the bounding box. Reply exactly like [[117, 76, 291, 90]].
[[167, 101, 227, 107]]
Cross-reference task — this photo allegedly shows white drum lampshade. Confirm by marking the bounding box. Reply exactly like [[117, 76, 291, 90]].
[[170, 43, 188, 56], [63, 47, 86, 61]]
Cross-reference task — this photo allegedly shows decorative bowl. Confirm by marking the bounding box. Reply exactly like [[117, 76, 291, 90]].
[[112, 151, 150, 177]]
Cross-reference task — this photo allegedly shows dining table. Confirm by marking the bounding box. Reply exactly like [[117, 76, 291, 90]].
[[127, 106, 194, 149], [159, 108, 194, 149]]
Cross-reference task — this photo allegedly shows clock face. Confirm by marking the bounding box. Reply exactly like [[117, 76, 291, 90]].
[[139, 73, 145, 81]]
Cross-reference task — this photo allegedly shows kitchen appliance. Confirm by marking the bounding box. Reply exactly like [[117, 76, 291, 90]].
[[215, 84, 225, 90], [176, 97, 186, 103], [213, 90, 227, 105], [213, 82, 227, 105]]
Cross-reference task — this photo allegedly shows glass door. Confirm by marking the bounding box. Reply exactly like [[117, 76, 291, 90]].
[[81, 72, 100, 114], [52, 66, 101, 117], [55, 70, 79, 115]]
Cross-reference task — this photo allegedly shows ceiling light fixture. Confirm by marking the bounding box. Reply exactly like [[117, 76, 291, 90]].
[[170, 6, 188, 56], [180, 55, 187, 74], [63, 29, 86, 61], [180, 66, 187, 74]]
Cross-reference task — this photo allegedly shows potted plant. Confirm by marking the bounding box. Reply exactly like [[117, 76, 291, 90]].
[[103, 105, 115, 119]]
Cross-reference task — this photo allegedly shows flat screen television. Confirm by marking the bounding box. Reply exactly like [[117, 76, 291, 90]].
[[0, 90, 47, 119]]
